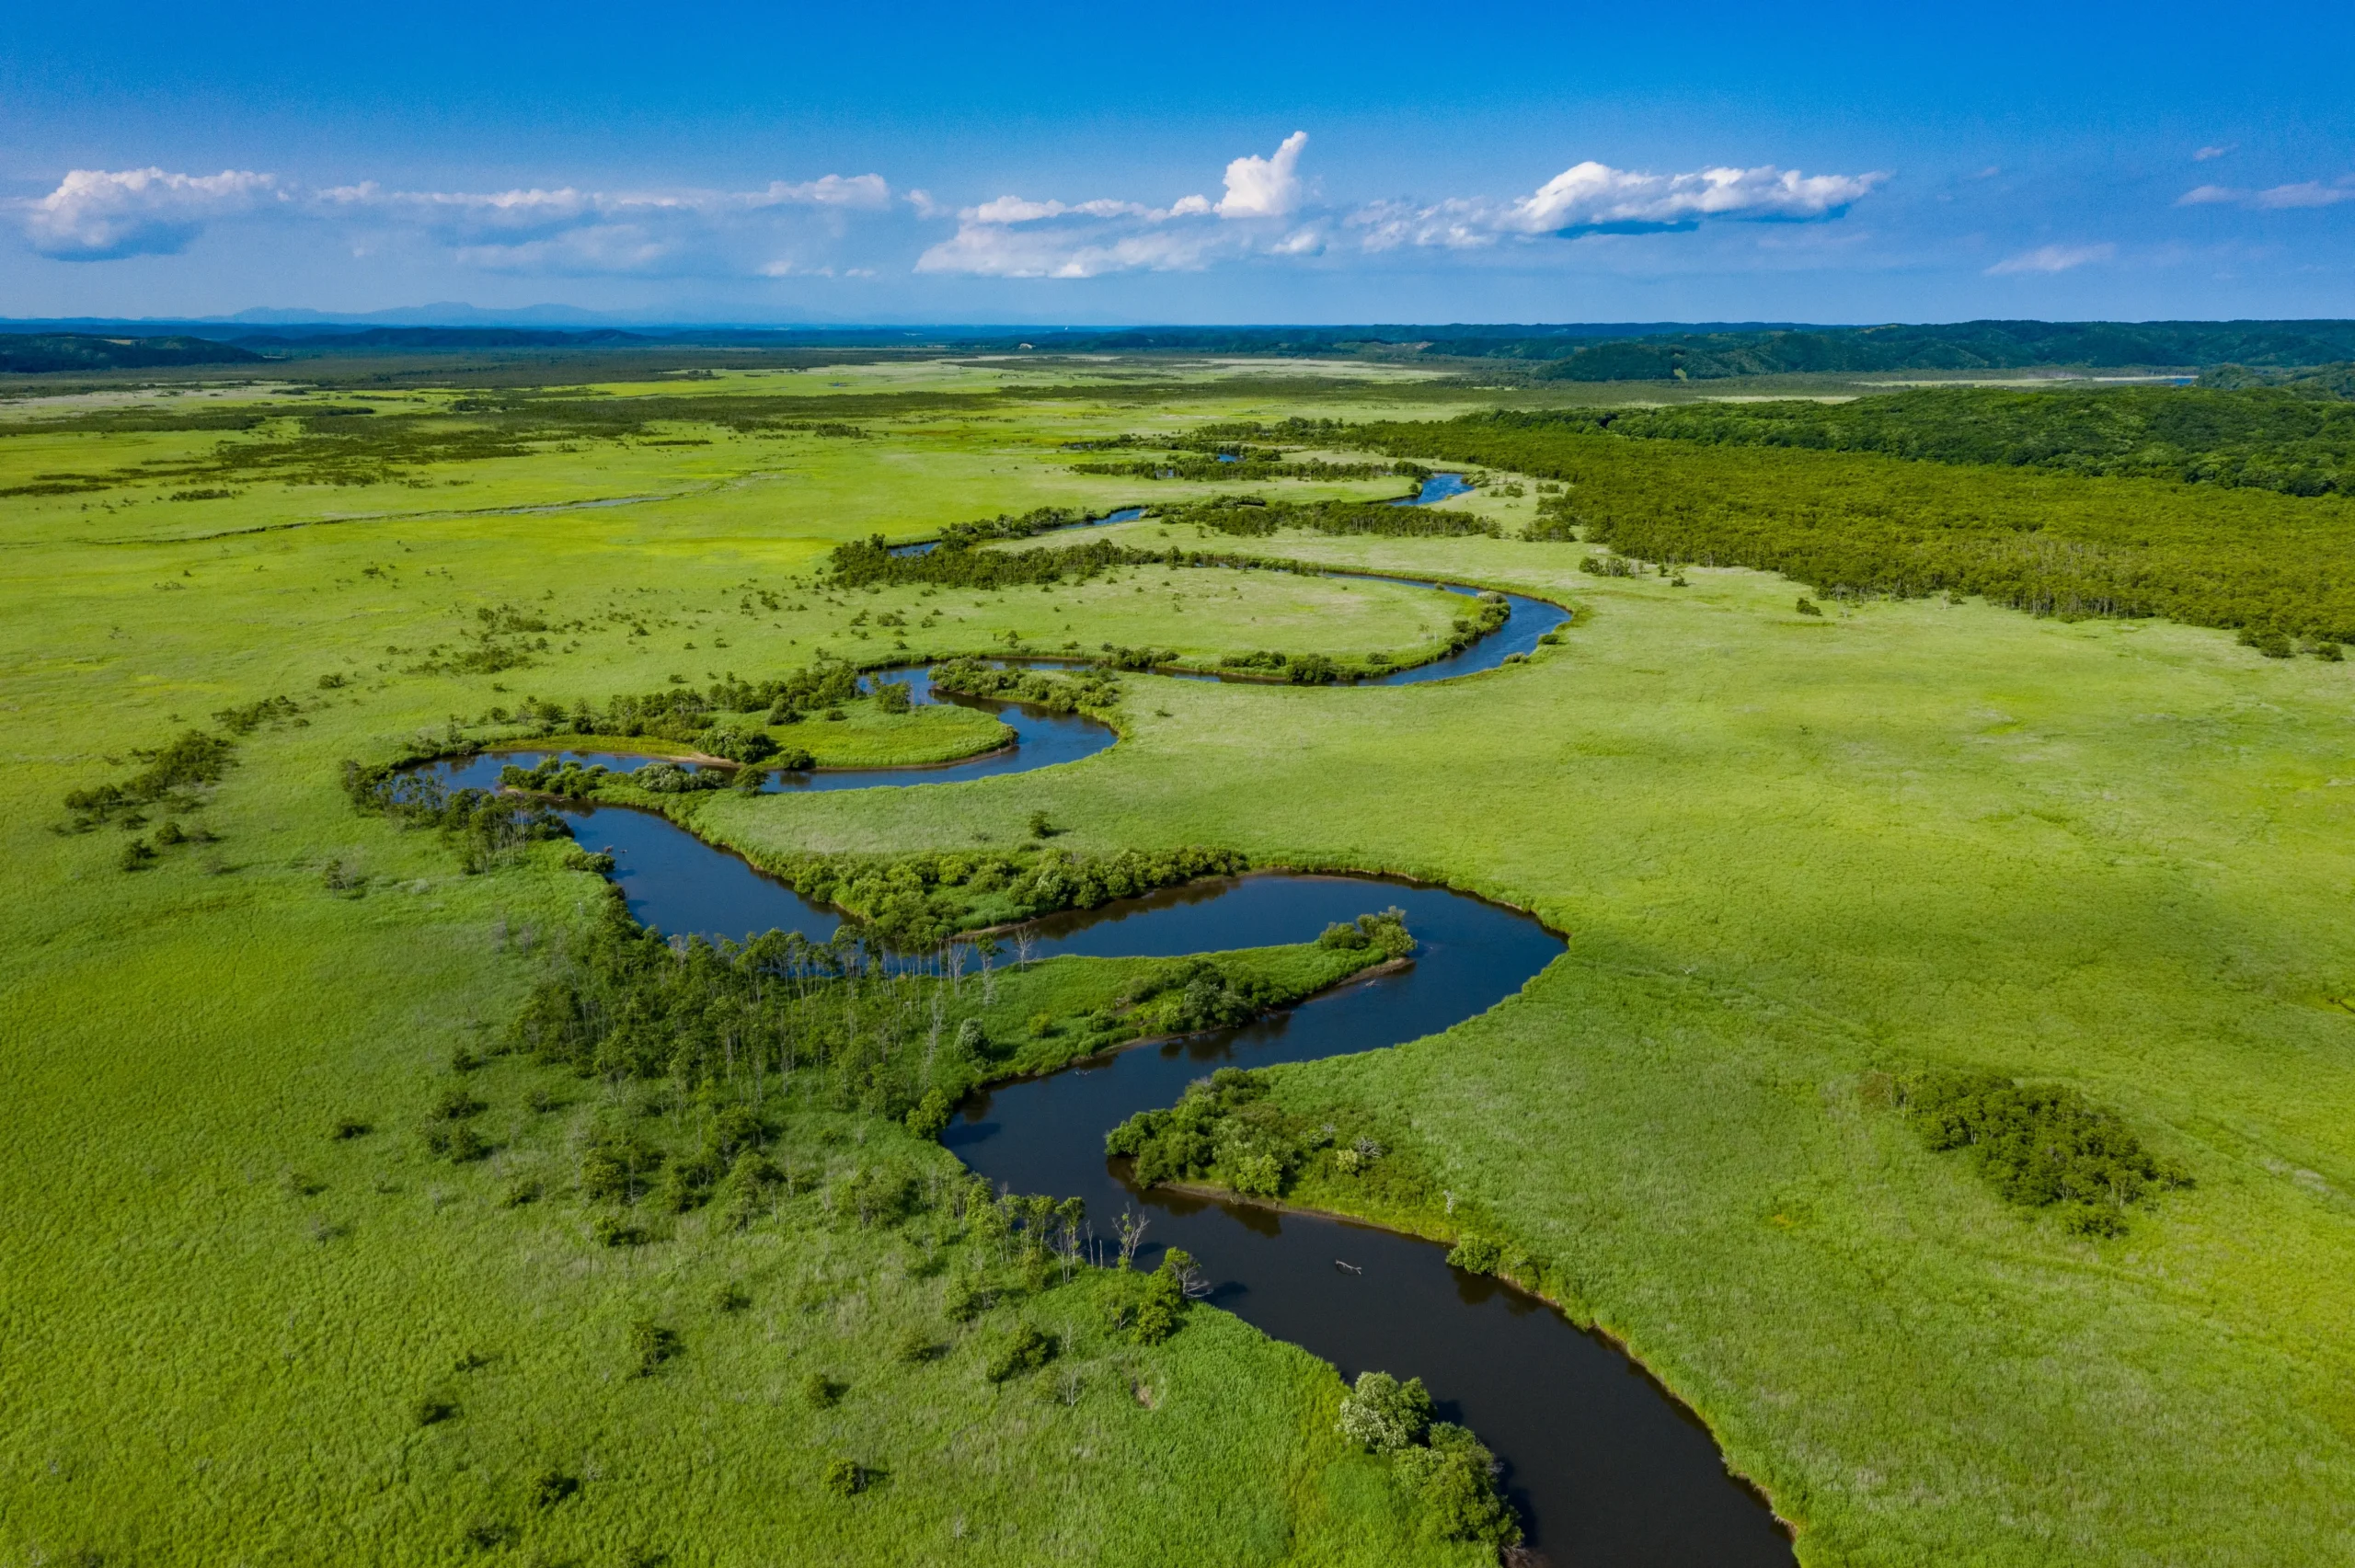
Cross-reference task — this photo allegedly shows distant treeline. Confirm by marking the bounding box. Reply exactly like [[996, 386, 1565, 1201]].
[[926, 320, 2355, 380], [1487, 385, 2355, 497], [0, 333, 264, 374], [1353, 412, 2355, 647], [22, 317, 2355, 383]]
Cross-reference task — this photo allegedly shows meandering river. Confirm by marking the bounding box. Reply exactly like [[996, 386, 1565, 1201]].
[[419, 521, 1792, 1562]]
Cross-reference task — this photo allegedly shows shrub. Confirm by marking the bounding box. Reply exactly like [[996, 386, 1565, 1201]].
[[893, 1327, 938, 1364], [1286, 652, 1340, 685], [1445, 1234, 1504, 1274], [529, 1469, 580, 1507], [1227, 1152, 1282, 1197], [329, 1116, 372, 1139], [1337, 1370, 1432, 1453], [984, 1322, 1057, 1382], [461, 1517, 516, 1550], [628, 1319, 681, 1377], [905, 1088, 953, 1140], [872, 681, 913, 715], [1393, 1423, 1519, 1545], [410, 1394, 457, 1426], [801, 1371, 844, 1409], [943, 1277, 990, 1323], [714, 1281, 752, 1313], [699, 724, 778, 763], [1104, 1252, 1191, 1345], [1796, 595, 1822, 616], [821, 1457, 864, 1497], [431, 1087, 484, 1121], [119, 839, 156, 872], [592, 1215, 647, 1248]]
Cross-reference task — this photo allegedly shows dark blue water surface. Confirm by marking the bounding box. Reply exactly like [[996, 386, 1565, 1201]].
[[471, 788, 1791, 1563], [1393, 471, 1476, 506]]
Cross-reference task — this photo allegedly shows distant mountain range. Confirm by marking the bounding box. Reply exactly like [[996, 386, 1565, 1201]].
[[6, 318, 2355, 380]]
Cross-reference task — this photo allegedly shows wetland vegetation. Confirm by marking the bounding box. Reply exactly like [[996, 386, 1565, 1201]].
[[6, 346, 2355, 1566]]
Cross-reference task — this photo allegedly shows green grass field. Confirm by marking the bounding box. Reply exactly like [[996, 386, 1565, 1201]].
[[6, 359, 2354, 1565]]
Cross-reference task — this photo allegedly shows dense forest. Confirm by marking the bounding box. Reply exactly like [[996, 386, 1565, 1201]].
[[929, 319, 2355, 379], [1352, 410, 2355, 648], [1481, 384, 2355, 496], [0, 333, 263, 374]]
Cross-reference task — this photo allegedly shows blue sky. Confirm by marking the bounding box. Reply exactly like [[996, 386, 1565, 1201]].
[[4, 0, 2351, 325]]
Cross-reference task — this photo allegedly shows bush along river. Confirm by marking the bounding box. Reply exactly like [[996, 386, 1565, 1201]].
[[424, 734, 1796, 1562]]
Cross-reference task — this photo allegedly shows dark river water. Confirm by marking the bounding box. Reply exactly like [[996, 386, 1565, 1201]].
[[433, 766, 1793, 1562]]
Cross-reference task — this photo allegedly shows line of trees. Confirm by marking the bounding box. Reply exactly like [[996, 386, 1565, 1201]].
[[1442, 386, 2355, 497], [1351, 412, 2355, 648]]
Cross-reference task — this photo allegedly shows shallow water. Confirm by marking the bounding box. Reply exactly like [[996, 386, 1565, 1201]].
[[505, 801, 1791, 1562], [1392, 471, 1475, 506]]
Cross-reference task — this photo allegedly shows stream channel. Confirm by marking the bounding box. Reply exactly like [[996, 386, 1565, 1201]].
[[424, 524, 1793, 1564]]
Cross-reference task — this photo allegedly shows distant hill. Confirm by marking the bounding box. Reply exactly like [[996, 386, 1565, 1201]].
[[231, 326, 653, 349], [0, 334, 265, 374]]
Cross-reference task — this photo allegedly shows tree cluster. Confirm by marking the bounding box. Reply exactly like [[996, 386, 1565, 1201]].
[[1901, 1069, 2192, 1236], [758, 844, 1250, 951], [925, 658, 1122, 714], [341, 760, 575, 873], [1336, 1371, 1519, 1546]]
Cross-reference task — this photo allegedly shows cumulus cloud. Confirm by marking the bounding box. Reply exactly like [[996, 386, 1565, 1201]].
[[1500, 160, 1881, 235], [1215, 131, 1309, 219], [914, 132, 1317, 278], [917, 140, 1882, 278], [17, 166, 897, 271], [25, 166, 284, 259], [2179, 176, 2355, 210], [1985, 242, 2115, 275]]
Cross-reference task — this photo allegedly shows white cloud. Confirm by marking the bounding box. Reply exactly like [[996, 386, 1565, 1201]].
[[2194, 143, 2236, 161], [23, 143, 1890, 284], [2251, 179, 2355, 210], [752, 174, 891, 210], [1216, 131, 1309, 218], [1985, 242, 2115, 275], [1502, 160, 1882, 235], [17, 166, 897, 272], [2178, 176, 2355, 210], [917, 140, 1881, 279], [24, 166, 283, 259], [1345, 159, 1881, 253], [916, 132, 1321, 278]]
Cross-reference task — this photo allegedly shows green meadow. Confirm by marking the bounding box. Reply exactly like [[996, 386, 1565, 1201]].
[[6, 358, 2354, 1565]]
